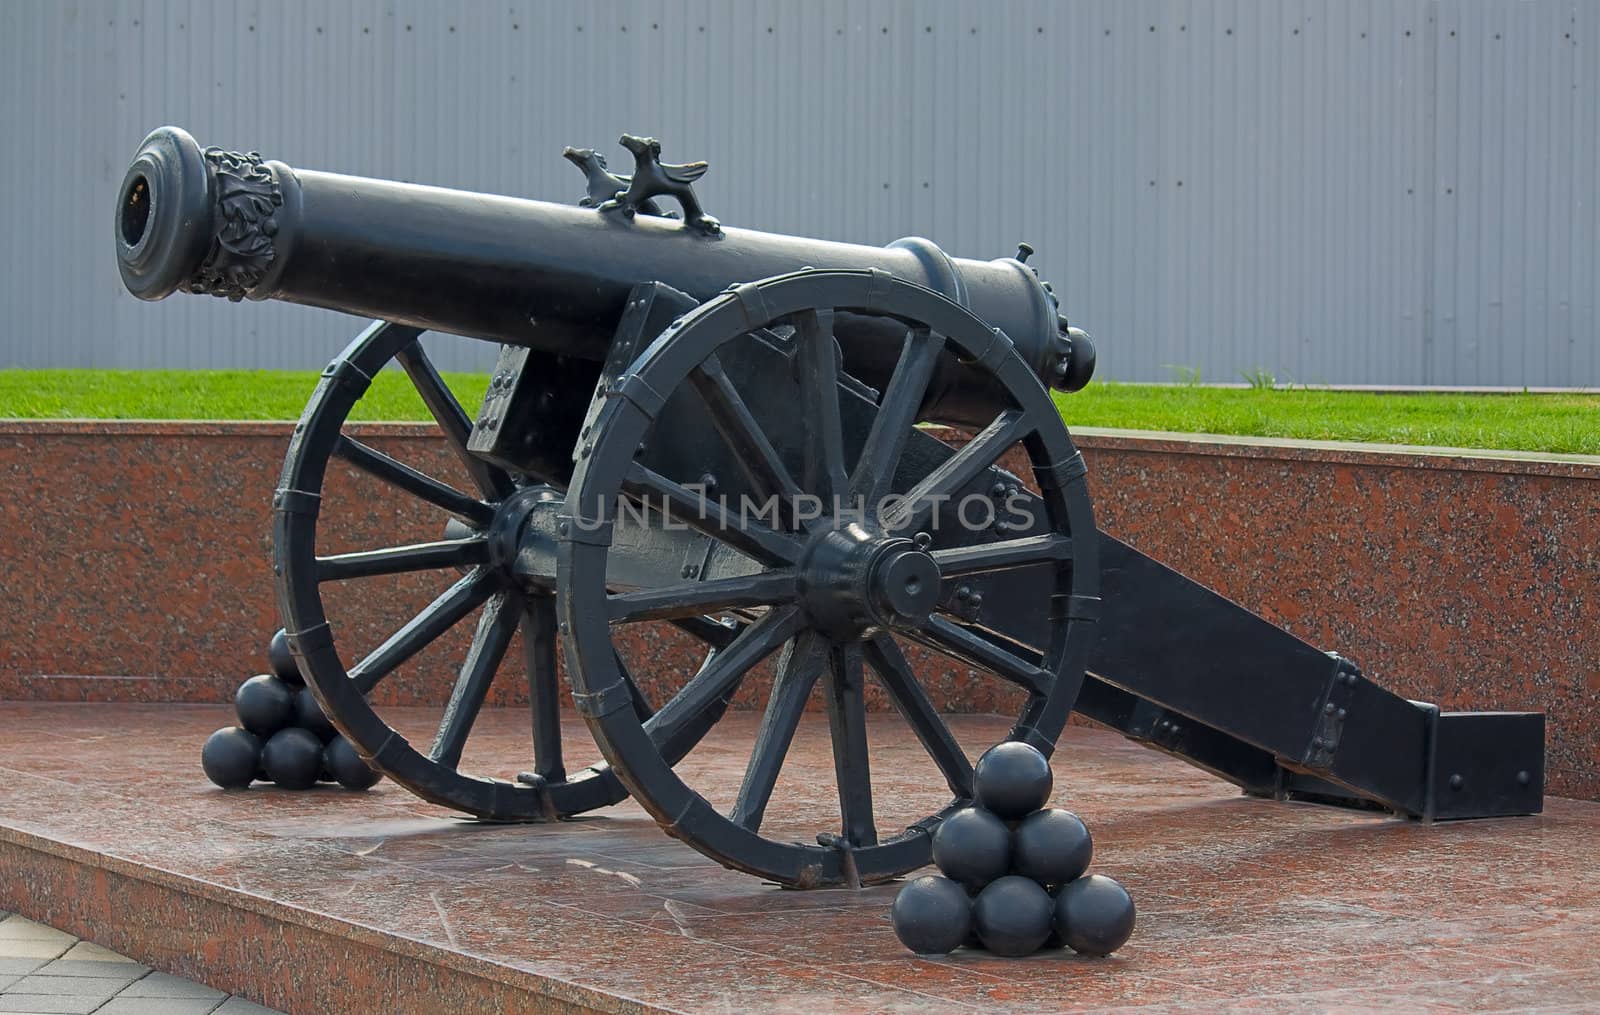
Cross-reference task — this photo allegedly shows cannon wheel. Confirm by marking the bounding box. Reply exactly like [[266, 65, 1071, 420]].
[[274, 321, 734, 821], [559, 268, 1100, 885]]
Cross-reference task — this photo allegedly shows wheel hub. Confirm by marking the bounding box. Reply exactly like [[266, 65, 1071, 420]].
[[483, 485, 560, 581], [869, 545, 942, 625], [798, 522, 941, 638]]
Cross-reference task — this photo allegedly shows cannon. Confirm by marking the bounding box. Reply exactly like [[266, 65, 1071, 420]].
[[116, 127, 1545, 888]]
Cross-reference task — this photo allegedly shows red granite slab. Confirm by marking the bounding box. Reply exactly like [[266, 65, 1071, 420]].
[[0, 702, 1597, 1013], [0, 698, 1587, 1005], [1, 422, 1594, 798]]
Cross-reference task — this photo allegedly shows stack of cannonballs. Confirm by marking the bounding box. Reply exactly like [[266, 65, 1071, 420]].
[[892, 742, 1135, 959], [200, 629, 382, 793]]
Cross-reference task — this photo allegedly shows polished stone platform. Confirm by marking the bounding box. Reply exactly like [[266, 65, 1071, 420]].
[[0, 702, 1596, 1013]]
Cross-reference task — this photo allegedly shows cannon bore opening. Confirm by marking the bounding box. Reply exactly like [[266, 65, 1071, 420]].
[[120, 175, 151, 247]]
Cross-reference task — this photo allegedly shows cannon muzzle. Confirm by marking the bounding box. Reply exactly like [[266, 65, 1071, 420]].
[[116, 126, 1095, 417], [117, 127, 230, 302]]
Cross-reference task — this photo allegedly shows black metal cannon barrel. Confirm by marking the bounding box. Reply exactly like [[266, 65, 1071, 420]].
[[114, 127, 1092, 423]]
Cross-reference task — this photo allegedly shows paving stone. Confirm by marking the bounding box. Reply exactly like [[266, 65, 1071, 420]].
[[0, 920, 73, 946], [0, 993, 111, 1014], [97, 999, 226, 1015], [212, 998, 283, 1015], [5, 975, 125, 1001], [55, 941, 137, 964], [0, 960, 44, 977], [0, 941, 69, 962], [0, 977, 16, 992], [34, 960, 151, 979], [117, 972, 226, 1000]]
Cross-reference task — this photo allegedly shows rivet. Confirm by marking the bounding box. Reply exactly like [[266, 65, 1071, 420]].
[[956, 586, 971, 601], [1449, 774, 1464, 790], [1517, 770, 1531, 786], [1337, 708, 1347, 719], [1311, 738, 1324, 749], [1324, 702, 1336, 715], [557, 521, 570, 536]]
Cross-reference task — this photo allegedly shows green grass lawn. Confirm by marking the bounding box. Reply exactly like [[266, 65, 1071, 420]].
[[1056, 384, 1600, 455], [1, 369, 1596, 455], [0, 369, 491, 424]]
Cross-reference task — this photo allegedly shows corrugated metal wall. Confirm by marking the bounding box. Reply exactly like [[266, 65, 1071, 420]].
[[1, 0, 1594, 384]]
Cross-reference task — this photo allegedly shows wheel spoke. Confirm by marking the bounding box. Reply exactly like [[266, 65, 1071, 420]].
[[792, 309, 848, 501], [333, 435, 495, 527], [863, 636, 974, 799], [731, 632, 828, 832], [918, 617, 1053, 697], [394, 338, 513, 500], [608, 571, 798, 623], [825, 644, 877, 846], [690, 353, 806, 522], [522, 595, 565, 782], [430, 590, 521, 769], [643, 606, 805, 751], [849, 328, 946, 505], [316, 538, 489, 583], [623, 462, 804, 566], [349, 569, 495, 694], [886, 410, 1033, 534], [931, 534, 1074, 577]]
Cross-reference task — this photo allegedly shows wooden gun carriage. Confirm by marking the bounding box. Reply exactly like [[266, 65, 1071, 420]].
[[115, 127, 1544, 888]]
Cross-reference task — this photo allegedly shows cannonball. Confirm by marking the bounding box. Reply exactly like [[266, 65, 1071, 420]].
[[1055, 874, 1136, 956], [974, 741, 1053, 819], [200, 726, 261, 789], [260, 727, 324, 790], [1013, 808, 1093, 887], [931, 807, 1011, 890], [267, 628, 304, 685], [890, 875, 971, 955], [235, 674, 295, 737], [323, 734, 382, 791], [293, 686, 338, 744], [973, 875, 1054, 957]]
